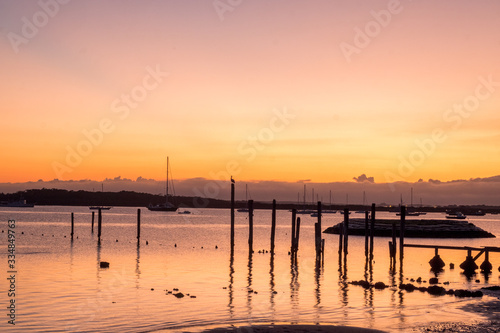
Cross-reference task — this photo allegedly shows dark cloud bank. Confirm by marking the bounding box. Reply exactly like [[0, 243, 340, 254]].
[[2, 175, 500, 206]]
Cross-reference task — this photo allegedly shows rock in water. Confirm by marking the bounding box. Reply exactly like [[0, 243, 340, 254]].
[[100, 262, 110, 268], [174, 292, 184, 298]]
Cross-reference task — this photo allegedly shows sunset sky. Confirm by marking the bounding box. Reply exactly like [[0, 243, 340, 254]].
[[1, 0, 500, 187]]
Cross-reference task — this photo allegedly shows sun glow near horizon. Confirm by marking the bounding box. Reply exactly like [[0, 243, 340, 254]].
[[1, 0, 500, 185]]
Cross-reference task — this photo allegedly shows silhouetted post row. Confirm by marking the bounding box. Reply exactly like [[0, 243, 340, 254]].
[[137, 208, 141, 241], [343, 208, 349, 255], [400, 205, 406, 263], [71, 212, 74, 240], [270, 199, 276, 254], [230, 179, 235, 249]]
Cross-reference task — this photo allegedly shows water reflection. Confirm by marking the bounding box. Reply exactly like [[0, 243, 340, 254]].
[[247, 250, 253, 322], [290, 253, 300, 323], [269, 254, 275, 318], [135, 242, 141, 287], [228, 249, 234, 319]]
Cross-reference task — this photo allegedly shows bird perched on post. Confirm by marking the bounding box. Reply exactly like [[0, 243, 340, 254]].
[[231, 176, 235, 183]]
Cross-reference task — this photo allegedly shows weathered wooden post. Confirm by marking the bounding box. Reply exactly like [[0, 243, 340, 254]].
[[137, 208, 141, 241], [343, 208, 349, 255], [338, 222, 344, 256], [370, 203, 375, 257], [399, 205, 406, 263], [291, 208, 296, 253], [270, 199, 276, 254], [91, 211, 95, 234], [315, 222, 321, 260], [391, 221, 397, 260], [317, 201, 322, 256], [231, 180, 235, 249], [364, 211, 369, 256], [97, 208, 102, 244], [295, 217, 301, 252], [248, 199, 254, 252], [71, 212, 74, 240]]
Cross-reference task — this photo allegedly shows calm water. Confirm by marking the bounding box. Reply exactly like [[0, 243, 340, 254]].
[[1, 206, 500, 332]]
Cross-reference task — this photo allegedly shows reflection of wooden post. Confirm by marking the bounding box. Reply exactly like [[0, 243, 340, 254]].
[[230, 182, 235, 249], [91, 211, 95, 234], [98, 208, 102, 244], [291, 209, 296, 252], [400, 205, 406, 263], [137, 209, 141, 241], [248, 200, 254, 252], [271, 199, 276, 254], [343, 209, 349, 255], [71, 213, 74, 240]]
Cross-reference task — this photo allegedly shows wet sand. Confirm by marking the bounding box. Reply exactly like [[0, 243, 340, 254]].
[[201, 325, 386, 333], [414, 288, 500, 332]]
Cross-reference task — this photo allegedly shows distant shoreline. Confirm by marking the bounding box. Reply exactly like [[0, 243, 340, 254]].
[[1, 188, 500, 213]]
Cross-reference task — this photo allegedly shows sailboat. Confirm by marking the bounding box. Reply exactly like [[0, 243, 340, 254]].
[[323, 190, 336, 214], [355, 191, 367, 213], [237, 184, 250, 212], [89, 183, 112, 210], [340, 193, 351, 214], [297, 184, 314, 214], [148, 157, 178, 211], [396, 188, 420, 216]]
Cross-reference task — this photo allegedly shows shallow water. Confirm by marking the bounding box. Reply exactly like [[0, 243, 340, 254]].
[[1, 206, 500, 332]]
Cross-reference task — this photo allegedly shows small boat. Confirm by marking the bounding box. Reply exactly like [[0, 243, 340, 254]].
[[178, 210, 191, 215], [323, 210, 337, 214], [89, 206, 111, 210], [0, 199, 34, 208], [297, 209, 314, 214], [340, 210, 351, 215], [469, 210, 486, 216], [148, 157, 178, 212], [310, 212, 322, 217], [446, 212, 467, 219], [237, 184, 251, 212]]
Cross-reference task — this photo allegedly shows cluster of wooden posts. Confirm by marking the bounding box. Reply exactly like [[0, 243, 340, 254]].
[[70, 208, 142, 246]]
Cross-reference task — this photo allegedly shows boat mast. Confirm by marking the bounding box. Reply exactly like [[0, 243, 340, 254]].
[[166, 156, 169, 203]]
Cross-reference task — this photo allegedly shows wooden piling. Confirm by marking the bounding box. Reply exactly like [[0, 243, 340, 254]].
[[315, 222, 321, 259], [364, 211, 369, 256], [321, 239, 325, 263], [291, 208, 296, 253], [91, 211, 95, 234], [370, 203, 375, 256], [295, 217, 301, 252], [97, 208, 102, 244], [231, 182, 235, 249], [271, 199, 276, 254], [317, 201, 322, 233], [248, 199, 254, 252], [137, 208, 141, 241], [399, 205, 406, 262], [71, 212, 74, 240], [391, 221, 397, 260], [338, 222, 344, 256], [343, 208, 349, 255]]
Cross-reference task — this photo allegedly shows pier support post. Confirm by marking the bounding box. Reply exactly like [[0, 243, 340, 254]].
[[248, 199, 254, 252], [480, 251, 492, 272], [316, 201, 322, 256], [391, 221, 397, 262], [71, 212, 74, 240], [137, 209, 141, 241], [291, 208, 296, 253], [231, 181, 235, 249], [295, 217, 301, 253], [97, 208, 102, 245], [399, 205, 406, 263], [370, 204, 375, 258], [364, 211, 369, 257], [91, 211, 95, 234], [271, 199, 276, 254], [338, 222, 343, 256], [343, 208, 349, 255]]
